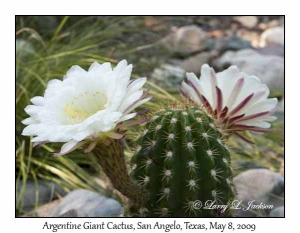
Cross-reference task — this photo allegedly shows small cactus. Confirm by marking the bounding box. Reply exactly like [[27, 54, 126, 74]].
[[130, 106, 234, 217]]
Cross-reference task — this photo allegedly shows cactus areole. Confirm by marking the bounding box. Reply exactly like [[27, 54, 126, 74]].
[[129, 105, 235, 217]]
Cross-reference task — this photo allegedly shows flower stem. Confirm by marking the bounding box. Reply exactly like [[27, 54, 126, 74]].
[[93, 140, 146, 211]]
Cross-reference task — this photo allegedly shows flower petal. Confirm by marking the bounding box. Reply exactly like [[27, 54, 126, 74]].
[[108, 132, 124, 139], [65, 65, 86, 79], [216, 86, 223, 113], [229, 93, 254, 116], [30, 96, 44, 106], [225, 77, 244, 110], [181, 81, 201, 105], [54, 140, 83, 156], [118, 90, 144, 112], [22, 117, 38, 125], [126, 77, 147, 97], [186, 72, 205, 98], [123, 96, 153, 116], [119, 112, 137, 122], [216, 65, 240, 108], [88, 61, 112, 73], [24, 105, 41, 117], [73, 129, 95, 141], [243, 98, 278, 116], [198, 64, 214, 107]]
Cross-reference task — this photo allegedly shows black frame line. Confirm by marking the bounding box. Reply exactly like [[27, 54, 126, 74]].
[[15, 15, 285, 219]]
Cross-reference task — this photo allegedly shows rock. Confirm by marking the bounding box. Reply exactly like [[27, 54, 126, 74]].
[[206, 36, 252, 52], [235, 161, 267, 171], [234, 16, 258, 28], [16, 180, 67, 211], [58, 209, 81, 217], [257, 45, 284, 57], [277, 97, 284, 112], [16, 39, 35, 57], [278, 17, 284, 27], [50, 189, 123, 217], [260, 26, 284, 47], [279, 97, 284, 109], [269, 206, 284, 217], [151, 64, 185, 89], [233, 169, 284, 217], [234, 169, 284, 201], [22, 199, 62, 217], [258, 17, 284, 30], [179, 51, 218, 74], [213, 49, 284, 90], [161, 25, 207, 55], [274, 97, 284, 121], [35, 16, 58, 33]]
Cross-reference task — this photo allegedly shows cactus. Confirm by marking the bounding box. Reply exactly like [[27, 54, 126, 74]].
[[93, 140, 147, 209], [129, 106, 234, 217]]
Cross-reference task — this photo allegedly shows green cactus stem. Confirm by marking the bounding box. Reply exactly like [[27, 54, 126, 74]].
[[93, 140, 147, 209], [130, 106, 234, 217]]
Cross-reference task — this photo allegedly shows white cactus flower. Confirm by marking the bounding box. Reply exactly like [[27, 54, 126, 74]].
[[180, 64, 277, 142], [22, 60, 151, 155]]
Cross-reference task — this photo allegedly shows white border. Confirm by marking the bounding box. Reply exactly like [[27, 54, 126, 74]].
[[1, 0, 299, 232]]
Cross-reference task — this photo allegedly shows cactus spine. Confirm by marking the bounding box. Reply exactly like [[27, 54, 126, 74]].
[[130, 107, 234, 217]]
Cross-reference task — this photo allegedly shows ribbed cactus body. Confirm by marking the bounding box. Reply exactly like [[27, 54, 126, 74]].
[[130, 108, 234, 217]]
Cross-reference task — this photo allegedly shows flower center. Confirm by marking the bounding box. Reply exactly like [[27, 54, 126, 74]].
[[64, 91, 107, 124]]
